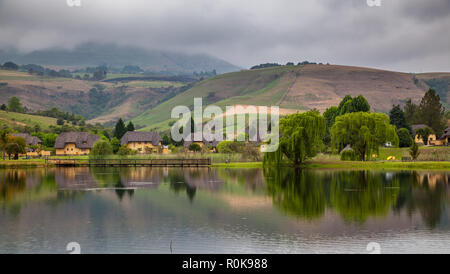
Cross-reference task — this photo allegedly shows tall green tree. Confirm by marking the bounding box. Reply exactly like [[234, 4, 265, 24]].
[[338, 95, 370, 115], [162, 134, 171, 145], [323, 106, 339, 145], [0, 129, 11, 160], [8, 97, 23, 113], [397, 128, 413, 148], [126, 121, 135, 132], [110, 137, 121, 153], [349, 95, 370, 113], [389, 104, 411, 133], [4, 136, 26, 160], [331, 112, 398, 161], [417, 89, 446, 136], [2, 61, 19, 70], [323, 95, 371, 145], [264, 111, 325, 166], [114, 118, 127, 140], [403, 99, 419, 125], [337, 95, 353, 113]]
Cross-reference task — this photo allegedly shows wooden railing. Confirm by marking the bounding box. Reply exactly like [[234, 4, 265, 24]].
[[46, 158, 211, 167]]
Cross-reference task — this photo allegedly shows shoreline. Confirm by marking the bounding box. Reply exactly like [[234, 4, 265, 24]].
[[211, 161, 450, 170], [1, 159, 449, 170]]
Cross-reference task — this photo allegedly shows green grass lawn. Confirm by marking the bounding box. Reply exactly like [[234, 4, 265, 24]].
[[0, 110, 57, 129], [0, 69, 43, 81], [303, 161, 450, 170], [376, 146, 450, 161], [312, 147, 450, 162], [49, 153, 248, 163], [105, 73, 147, 80], [211, 162, 262, 168], [126, 80, 185, 88], [0, 159, 47, 168], [213, 160, 450, 170], [0, 69, 72, 82]]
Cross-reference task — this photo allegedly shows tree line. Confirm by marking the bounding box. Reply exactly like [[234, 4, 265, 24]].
[[264, 88, 448, 166]]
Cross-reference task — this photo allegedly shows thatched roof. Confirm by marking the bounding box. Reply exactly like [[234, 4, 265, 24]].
[[54, 132, 100, 149], [440, 127, 450, 139], [411, 124, 429, 135], [120, 131, 161, 146], [183, 133, 220, 148], [11, 133, 42, 146]]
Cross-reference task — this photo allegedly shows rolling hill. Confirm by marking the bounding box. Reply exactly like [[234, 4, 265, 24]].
[[0, 69, 192, 123], [1, 64, 449, 132], [131, 64, 450, 132], [0, 110, 57, 130]]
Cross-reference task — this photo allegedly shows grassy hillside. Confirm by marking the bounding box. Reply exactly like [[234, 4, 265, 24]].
[[0, 110, 57, 130], [132, 64, 443, 131], [1, 64, 448, 131], [415, 73, 450, 109], [0, 69, 190, 124]]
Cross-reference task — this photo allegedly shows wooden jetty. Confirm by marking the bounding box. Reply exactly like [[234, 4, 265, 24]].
[[46, 158, 211, 167]]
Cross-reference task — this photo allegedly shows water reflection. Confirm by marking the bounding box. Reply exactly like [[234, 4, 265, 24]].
[[0, 167, 448, 229], [264, 168, 449, 227]]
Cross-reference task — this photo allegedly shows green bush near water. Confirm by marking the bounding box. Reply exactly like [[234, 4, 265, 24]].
[[340, 149, 358, 161]]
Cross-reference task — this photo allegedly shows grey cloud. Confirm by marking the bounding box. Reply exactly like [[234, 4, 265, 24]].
[[400, 0, 450, 22], [0, 0, 449, 72]]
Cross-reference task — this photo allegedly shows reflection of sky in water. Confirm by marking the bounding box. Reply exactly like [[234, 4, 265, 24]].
[[0, 167, 448, 253]]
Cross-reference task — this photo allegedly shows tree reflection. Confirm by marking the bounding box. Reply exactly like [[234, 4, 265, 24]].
[[264, 168, 448, 228], [0, 170, 26, 203], [411, 172, 448, 228], [264, 168, 327, 220], [0, 170, 26, 216], [168, 169, 197, 203], [330, 171, 399, 223]]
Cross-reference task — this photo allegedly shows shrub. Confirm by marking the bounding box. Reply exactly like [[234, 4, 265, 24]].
[[216, 141, 244, 153], [90, 140, 113, 158], [340, 149, 357, 161], [110, 137, 121, 153], [117, 145, 134, 156], [397, 128, 413, 147], [409, 142, 420, 160], [189, 143, 202, 152]]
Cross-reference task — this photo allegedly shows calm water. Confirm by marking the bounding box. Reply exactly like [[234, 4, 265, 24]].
[[0, 167, 449, 254]]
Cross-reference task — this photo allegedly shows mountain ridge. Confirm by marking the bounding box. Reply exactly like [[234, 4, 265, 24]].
[[0, 43, 241, 74]]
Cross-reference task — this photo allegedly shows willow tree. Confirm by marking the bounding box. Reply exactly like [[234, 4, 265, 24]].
[[264, 110, 325, 166], [331, 112, 398, 161]]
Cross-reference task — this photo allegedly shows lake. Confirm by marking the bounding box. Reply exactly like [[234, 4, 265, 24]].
[[0, 167, 448, 254]]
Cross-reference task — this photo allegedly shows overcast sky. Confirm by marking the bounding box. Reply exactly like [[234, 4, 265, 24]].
[[0, 0, 449, 72]]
